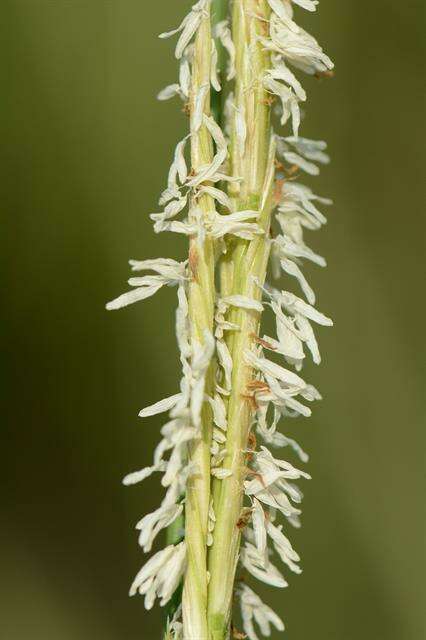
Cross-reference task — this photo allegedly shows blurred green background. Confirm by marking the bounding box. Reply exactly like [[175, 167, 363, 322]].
[[2, 1, 425, 639]]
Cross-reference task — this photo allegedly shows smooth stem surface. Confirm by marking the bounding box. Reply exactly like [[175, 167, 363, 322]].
[[207, 2, 274, 638], [183, 7, 217, 640]]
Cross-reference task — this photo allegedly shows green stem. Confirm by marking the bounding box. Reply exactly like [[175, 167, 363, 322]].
[[182, 6, 217, 639], [207, 2, 274, 638]]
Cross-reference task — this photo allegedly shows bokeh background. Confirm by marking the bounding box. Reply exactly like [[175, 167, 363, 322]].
[[2, 2, 425, 639]]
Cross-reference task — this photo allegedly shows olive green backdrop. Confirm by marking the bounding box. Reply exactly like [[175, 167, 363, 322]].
[[2, 2, 425, 639]]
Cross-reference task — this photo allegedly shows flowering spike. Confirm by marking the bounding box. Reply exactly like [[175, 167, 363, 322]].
[[108, 0, 334, 637]]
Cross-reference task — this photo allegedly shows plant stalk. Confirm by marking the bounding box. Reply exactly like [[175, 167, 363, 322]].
[[207, 2, 274, 638], [182, 6, 217, 639]]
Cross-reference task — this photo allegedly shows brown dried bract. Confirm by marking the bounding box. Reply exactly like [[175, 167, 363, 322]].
[[236, 507, 252, 531], [231, 624, 247, 640], [262, 95, 276, 107], [247, 470, 267, 489], [273, 177, 285, 205], [246, 380, 270, 393], [315, 69, 335, 80], [248, 430, 257, 452], [285, 163, 300, 177], [189, 245, 199, 281], [241, 393, 258, 411], [245, 432, 257, 464], [250, 332, 276, 351]]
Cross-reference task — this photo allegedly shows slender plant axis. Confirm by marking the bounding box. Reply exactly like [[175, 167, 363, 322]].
[[107, 1, 334, 639]]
